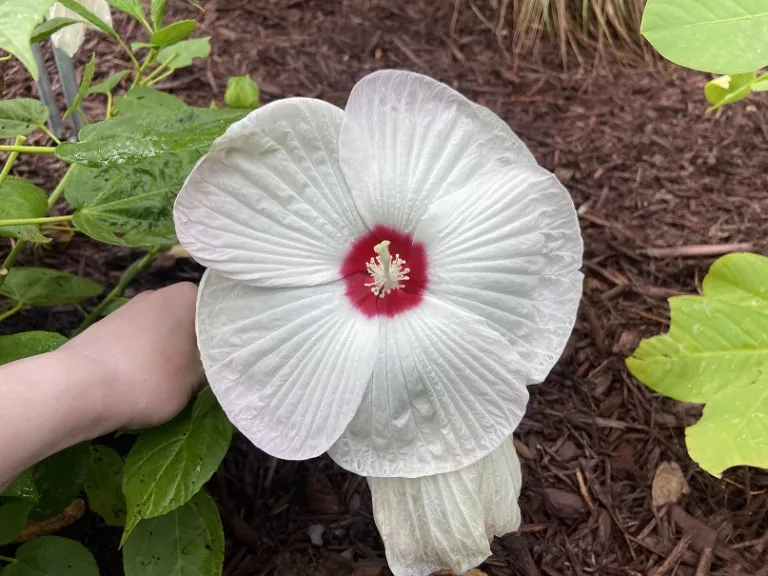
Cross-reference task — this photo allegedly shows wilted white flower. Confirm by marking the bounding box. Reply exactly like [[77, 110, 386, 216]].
[[174, 69, 582, 575], [47, 0, 112, 57]]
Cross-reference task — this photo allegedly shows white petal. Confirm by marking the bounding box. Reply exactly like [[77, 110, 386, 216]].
[[196, 270, 378, 459], [48, 1, 113, 57], [414, 163, 583, 383], [368, 438, 522, 576], [328, 297, 528, 477], [339, 69, 535, 233], [174, 98, 367, 287]]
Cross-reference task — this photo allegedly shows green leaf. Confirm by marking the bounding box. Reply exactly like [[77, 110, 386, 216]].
[[99, 296, 130, 316], [30, 17, 78, 44], [627, 252, 768, 476], [704, 72, 756, 111], [3, 536, 99, 576], [752, 73, 768, 92], [65, 150, 200, 247], [88, 70, 130, 95], [0, 177, 50, 243], [105, 0, 149, 28], [150, 0, 169, 29], [31, 443, 89, 520], [157, 37, 211, 70], [0, 332, 67, 366], [114, 86, 187, 116], [85, 445, 126, 527], [0, 99, 50, 139], [123, 492, 224, 576], [130, 41, 155, 50], [56, 107, 245, 167], [0, 0, 56, 80], [641, 0, 768, 74], [0, 268, 103, 306], [0, 501, 32, 545], [150, 20, 195, 48], [56, 0, 118, 39], [1, 469, 39, 503], [224, 75, 260, 110], [122, 388, 232, 541], [63, 53, 96, 121]]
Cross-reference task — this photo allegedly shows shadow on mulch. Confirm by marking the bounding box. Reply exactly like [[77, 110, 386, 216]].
[[2, 0, 768, 575]]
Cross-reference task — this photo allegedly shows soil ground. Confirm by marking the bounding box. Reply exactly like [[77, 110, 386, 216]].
[[2, 1, 768, 575]]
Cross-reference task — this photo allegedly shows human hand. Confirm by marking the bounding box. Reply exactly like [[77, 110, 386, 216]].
[[59, 282, 205, 430]]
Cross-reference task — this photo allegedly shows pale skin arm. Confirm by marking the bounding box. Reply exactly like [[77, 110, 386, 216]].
[[0, 283, 204, 491]]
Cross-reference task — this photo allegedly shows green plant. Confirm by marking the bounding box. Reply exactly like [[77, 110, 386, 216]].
[[627, 0, 768, 476], [0, 1, 256, 573]]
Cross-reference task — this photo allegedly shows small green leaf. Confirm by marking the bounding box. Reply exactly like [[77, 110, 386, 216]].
[[752, 73, 768, 92], [88, 70, 130, 95], [56, 0, 118, 39], [627, 252, 768, 476], [225, 75, 260, 110], [65, 151, 201, 247], [30, 17, 79, 44], [122, 388, 232, 542], [0, 501, 32, 545], [3, 536, 99, 576], [0, 0, 56, 80], [0, 332, 67, 366], [150, 0, 169, 29], [63, 53, 96, 121], [56, 107, 246, 167], [85, 445, 126, 526], [105, 0, 149, 29], [157, 37, 211, 70], [0, 99, 50, 139], [123, 492, 224, 576], [0, 176, 50, 243], [31, 443, 90, 520], [150, 19, 195, 48], [114, 86, 187, 115], [0, 268, 103, 306], [1, 469, 39, 503], [641, 0, 768, 74], [704, 72, 756, 111], [99, 296, 130, 316]]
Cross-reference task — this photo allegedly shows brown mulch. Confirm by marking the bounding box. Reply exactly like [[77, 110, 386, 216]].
[[3, 0, 768, 575]]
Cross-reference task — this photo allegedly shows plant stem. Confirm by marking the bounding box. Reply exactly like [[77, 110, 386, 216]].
[[48, 165, 75, 209], [0, 301, 22, 323], [40, 125, 61, 145], [0, 215, 72, 227], [73, 247, 160, 335], [0, 240, 24, 289], [117, 37, 140, 69], [106, 91, 114, 119], [0, 554, 16, 563], [148, 68, 175, 86], [0, 145, 55, 154], [131, 49, 158, 89], [142, 54, 176, 86], [0, 136, 26, 188]]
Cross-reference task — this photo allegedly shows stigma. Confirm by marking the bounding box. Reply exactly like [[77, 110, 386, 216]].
[[365, 240, 410, 298]]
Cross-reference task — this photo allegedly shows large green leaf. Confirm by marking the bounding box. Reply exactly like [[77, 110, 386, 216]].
[[627, 252, 768, 476], [56, 107, 245, 167], [704, 72, 757, 111], [0, 176, 50, 243], [84, 445, 126, 526], [122, 388, 232, 541], [641, 0, 768, 74], [30, 16, 79, 43], [30, 443, 90, 520], [63, 53, 96, 121], [113, 86, 187, 116], [150, 19, 195, 48], [0, 99, 50, 139], [123, 492, 224, 576], [3, 536, 99, 576], [225, 75, 260, 110], [0, 501, 32, 545], [157, 36, 210, 69], [1, 469, 39, 503], [0, 0, 55, 80], [0, 268, 103, 306], [65, 150, 200, 247], [0, 332, 67, 366], [87, 70, 130, 95]]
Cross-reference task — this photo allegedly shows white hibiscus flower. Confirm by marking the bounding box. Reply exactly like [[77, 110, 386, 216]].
[[174, 69, 582, 575], [47, 0, 112, 57]]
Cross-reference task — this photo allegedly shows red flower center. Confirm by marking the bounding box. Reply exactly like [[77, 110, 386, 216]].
[[341, 225, 428, 318]]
